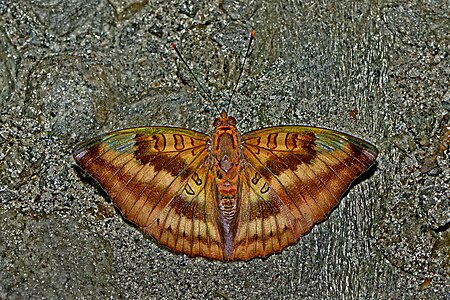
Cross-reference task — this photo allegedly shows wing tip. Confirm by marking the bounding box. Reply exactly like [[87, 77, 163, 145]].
[[73, 148, 89, 162], [72, 133, 109, 161]]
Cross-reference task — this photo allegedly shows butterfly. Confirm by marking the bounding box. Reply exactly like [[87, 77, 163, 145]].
[[73, 32, 378, 261]]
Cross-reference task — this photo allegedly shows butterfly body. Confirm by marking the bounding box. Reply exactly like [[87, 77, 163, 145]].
[[210, 111, 243, 258], [74, 110, 378, 261]]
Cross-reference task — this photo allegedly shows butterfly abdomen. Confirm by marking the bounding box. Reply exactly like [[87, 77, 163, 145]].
[[218, 198, 237, 223]]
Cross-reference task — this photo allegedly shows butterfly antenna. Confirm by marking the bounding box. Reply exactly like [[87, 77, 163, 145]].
[[171, 43, 221, 115], [226, 31, 255, 113]]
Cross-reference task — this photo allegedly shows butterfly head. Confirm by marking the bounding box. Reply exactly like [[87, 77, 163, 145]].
[[213, 110, 237, 128]]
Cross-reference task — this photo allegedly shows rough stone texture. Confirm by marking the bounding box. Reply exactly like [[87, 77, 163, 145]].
[[0, 0, 448, 299]]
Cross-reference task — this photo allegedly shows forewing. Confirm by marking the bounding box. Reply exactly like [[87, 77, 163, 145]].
[[73, 127, 225, 260], [234, 126, 378, 259]]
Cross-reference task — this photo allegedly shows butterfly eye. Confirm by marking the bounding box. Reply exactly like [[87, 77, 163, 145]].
[[228, 116, 237, 125]]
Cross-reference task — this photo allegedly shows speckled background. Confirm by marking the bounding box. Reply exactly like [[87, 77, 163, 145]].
[[0, 0, 448, 299]]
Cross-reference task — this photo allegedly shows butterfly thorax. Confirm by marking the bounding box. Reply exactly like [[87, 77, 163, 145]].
[[211, 111, 241, 228]]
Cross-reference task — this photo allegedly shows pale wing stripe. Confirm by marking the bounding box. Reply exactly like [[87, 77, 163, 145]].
[[256, 196, 264, 255], [233, 175, 252, 260], [314, 148, 360, 183], [246, 145, 327, 220], [298, 158, 340, 204], [200, 178, 210, 258], [266, 144, 346, 207], [155, 162, 210, 254], [266, 146, 338, 211], [263, 136, 365, 200], [242, 163, 291, 251], [243, 178, 252, 258], [125, 146, 208, 219], [83, 144, 128, 183], [243, 146, 311, 227], [201, 169, 223, 258], [140, 147, 209, 225], [113, 147, 204, 217], [149, 156, 211, 226], [250, 186, 282, 252], [107, 155, 141, 196]]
